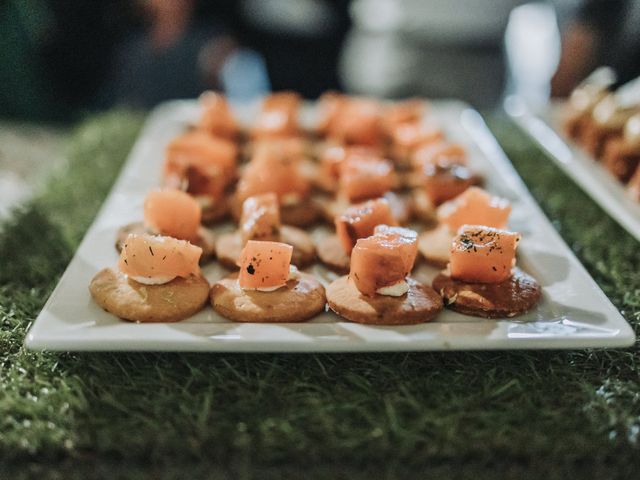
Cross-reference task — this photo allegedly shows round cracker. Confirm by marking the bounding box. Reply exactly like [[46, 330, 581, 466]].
[[417, 224, 452, 268], [115, 222, 216, 262], [432, 267, 542, 319], [317, 234, 350, 273], [89, 268, 210, 323], [215, 226, 316, 270], [210, 272, 326, 323], [326, 275, 443, 325]]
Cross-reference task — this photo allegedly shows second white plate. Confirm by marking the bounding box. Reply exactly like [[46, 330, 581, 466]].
[[505, 95, 640, 242]]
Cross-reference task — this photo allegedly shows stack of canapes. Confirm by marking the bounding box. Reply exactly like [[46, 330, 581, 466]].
[[90, 91, 542, 326]]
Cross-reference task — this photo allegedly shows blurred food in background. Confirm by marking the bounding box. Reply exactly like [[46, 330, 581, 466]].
[[1, 0, 639, 122]]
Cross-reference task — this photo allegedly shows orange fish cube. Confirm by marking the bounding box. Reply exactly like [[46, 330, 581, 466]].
[[197, 91, 238, 140], [339, 156, 394, 202], [412, 141, 466, 169], [144, 189, 201, 241], [164, 131, 237, 197], [240, 193, 281, 245], [327, 98, 382, 146], [422, 162, 477, 206], [438, 187, 511, 232], [349, 226, 418, 296], [335, 198, 398, 254], [236, 147, 310, 203], [237, 240, 293, 290], [119, 234, 202, 280], [449, 225, 520, 283]]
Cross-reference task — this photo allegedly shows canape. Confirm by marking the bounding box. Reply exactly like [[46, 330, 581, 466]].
[[326, 225, 443, 325], [581, 94, 639, 158], [387, 121, 444, 169], [323, 97, 383, 146], [196, 91, 239, 140], [411, 156, 482, 222], [562, 67, 616, 139], [418, 187, 511, 267], [163, 130, 238, 222], [216, 193, 315, 269], [317, 197, 398, 273], [317, 151, 410, 223], [90, 234, 210, 322], [233, 142, 318, 226], [210, 240, 326, 322], [251, 91, 301, 139], [432, 225, 541, 318], [602, 113, 640, 182], [116, 189, 216, 261]]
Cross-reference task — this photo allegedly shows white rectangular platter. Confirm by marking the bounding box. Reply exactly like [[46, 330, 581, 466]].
[[26, 99, 635, 351], [506, 96, 640, 242]]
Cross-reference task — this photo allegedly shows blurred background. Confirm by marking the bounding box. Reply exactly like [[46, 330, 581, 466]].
[[1, 0, 639, 213]]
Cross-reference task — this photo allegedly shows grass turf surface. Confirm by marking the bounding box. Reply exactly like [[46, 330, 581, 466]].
[[1, 111, 640, 479]]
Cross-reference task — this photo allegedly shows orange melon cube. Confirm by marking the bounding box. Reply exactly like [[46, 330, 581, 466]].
[[327, 98, 382, 146], [449, 225, 520, 283]]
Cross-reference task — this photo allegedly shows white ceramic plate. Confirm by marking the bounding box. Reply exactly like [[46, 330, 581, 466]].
[[25, 100, 635, 351], [505, 95, 640, 242]]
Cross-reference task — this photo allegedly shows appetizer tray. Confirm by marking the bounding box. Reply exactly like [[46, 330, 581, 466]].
[[26, 99, 635, 351], [505, 96, 640, 242]]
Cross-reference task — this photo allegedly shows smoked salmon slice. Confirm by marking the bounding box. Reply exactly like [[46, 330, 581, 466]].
[[240, 193, 281, 245], [119, 234, 202, 281], [383, 99, 425, 131], [197, 91, 238, 140], [164, 131, 237, 198], [339, 156, 394, 202], [144, 189, 201, 241], [421, 162, 479, 206], [335, 198, 398, 254], [349, 225, 418, 296], [438, 187, 511, 232], [326, 98, 382, 146], [252, 92, 300, 139], [237, 240, 293, 290], [236, 145, 310, 203], [412, 141, 466, 169], [320, 145, 383, 181], [449, 225, 520, 283]]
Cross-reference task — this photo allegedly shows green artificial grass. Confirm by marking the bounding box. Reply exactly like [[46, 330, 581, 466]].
[[2, 111, 640, 479]]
